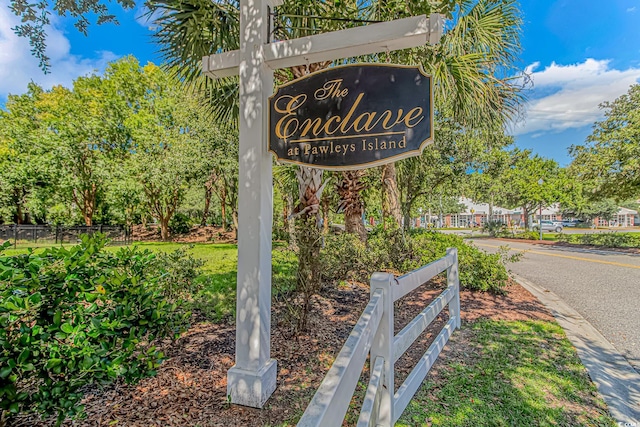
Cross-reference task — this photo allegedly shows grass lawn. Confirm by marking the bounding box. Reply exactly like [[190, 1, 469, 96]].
[[398, 320, 615, 427]]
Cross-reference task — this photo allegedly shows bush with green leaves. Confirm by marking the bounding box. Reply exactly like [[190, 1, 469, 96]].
[[152, 246, 206, 301], [557, 232, 640, 248], [320, 227, 520, 293], [168, 212, 193, 235], [0, 235, 191, 425], [482, 220, 508, 237]]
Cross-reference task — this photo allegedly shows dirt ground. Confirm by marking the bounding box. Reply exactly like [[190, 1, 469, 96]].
[[131, 225, 237, 244], [10, 277, 558, 427]]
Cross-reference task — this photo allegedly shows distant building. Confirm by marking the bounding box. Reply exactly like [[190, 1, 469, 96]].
[[432, 198, 637, 228], [595, 207, 637, 227]]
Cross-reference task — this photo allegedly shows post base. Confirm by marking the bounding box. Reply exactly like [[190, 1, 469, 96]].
[[227, 359, 277, 408]]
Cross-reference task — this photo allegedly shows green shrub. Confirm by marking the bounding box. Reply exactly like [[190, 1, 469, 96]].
[[151, 246, 206, 301], [320, 227, 519, 293], [482, 220, 507, 237], [558, 232, 640, 248], [0, 235, 190, 425], [319, 232, 370, 283], [169, 213, 193, 235], [508, 231, 540, 241]]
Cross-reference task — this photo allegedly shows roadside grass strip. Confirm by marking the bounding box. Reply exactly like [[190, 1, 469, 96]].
[[398, 320, 616, 427]]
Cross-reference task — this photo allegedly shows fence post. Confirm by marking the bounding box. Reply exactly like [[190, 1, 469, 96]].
[[13, 224, 17, 249], [369, 272, 395, 427], [446, 248, 461, 329]]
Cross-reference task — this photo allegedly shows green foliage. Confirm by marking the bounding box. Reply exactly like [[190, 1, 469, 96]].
[[557, 232, 640, 248], [570, 84, 640, 201], [0, 235, 190, 425], [168, 213, 193, 235], [499, 230, 540, 241], [482, 220, 507, 237], [320, 228, 519, 293], [151, 245, 206, 301], [561, 196, 619, 223]]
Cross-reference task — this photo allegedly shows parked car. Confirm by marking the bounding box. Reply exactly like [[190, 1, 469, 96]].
[[533, 220, 563, 232], [561, 219, 583, 227]]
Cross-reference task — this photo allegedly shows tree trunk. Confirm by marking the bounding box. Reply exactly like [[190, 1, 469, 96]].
[[293, 165, 325, 331], [337, 170, 367, 242], [81, 184, 97, 226], [488, 194, 494, 222], [523, 206, 529, 230], [321, 192, 330, 234], [231, 209, 239, 240], [381, 163, 402, 228], [160, 217, 170, 241], [220, 189, 227, 230], [403, 199, 413, 231], [15, 198, 24, 224], [285, 193, 297, 250], [202, 181, 213, 226]]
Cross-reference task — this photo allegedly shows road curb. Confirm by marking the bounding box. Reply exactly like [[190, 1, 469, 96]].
[[513, 273, 640, 425]]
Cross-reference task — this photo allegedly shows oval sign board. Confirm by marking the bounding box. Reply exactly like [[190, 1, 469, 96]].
[[268, 64, 433, 170]]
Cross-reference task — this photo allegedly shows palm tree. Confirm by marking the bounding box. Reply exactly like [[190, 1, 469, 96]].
[[377, 0, 524, 228]]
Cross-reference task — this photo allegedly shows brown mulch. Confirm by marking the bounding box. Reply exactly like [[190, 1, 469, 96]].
[[131, 225, 236, 244], [10, 280, 554, 427]]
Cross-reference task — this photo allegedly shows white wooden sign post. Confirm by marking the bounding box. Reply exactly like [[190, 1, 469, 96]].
[[202, 0, 442, 408]]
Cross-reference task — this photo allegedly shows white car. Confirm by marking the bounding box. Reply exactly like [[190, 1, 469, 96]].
[[533, 220, 563, 233]]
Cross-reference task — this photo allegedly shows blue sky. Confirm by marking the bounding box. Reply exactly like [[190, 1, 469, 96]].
[[1, 0, 639, 166]]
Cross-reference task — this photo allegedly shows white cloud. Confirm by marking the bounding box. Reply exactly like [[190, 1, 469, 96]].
[[0, 7, 118, 101], [512, 59, 640, 136]]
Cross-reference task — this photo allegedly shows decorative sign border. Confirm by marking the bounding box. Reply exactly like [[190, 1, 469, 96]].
[[268, 63, 433, 170]]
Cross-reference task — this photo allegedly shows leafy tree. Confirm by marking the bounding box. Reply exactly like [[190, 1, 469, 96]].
[[561, 198, 619, 224], [570, 84, 640, 201], [379, 0, 524, 228], [396, 117, 510, 230], [0, 83, 55, 224], [38, 72, 131, 226], [500, 150, 565, 229], [121, 61, 207, 240], [466, 136, 517, 221]]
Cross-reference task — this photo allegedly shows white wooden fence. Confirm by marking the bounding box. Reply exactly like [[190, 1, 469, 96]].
[[297, 247, 460, 427]]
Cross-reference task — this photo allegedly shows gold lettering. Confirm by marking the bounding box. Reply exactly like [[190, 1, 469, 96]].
[[388, 139, 396, 149], [323, 115, 342, 135], [319, 145, 329, 154], [352, 112, 376, 132], [300, 118, 323, 138], [404, 107, 424, 127], [339, 93, 365, 133], [314, 79, 347, 100], [399, 136, 406, 148], [274, 94, 307, 140]]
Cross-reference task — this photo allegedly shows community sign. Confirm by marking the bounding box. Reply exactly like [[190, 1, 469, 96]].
[[268, 64, 433, 170]]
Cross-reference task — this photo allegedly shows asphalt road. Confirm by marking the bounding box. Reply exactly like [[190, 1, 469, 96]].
[[473, 238, 640, 374]]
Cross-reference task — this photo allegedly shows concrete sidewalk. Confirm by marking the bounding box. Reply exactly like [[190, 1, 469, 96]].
[[514, 274, 640, 425]]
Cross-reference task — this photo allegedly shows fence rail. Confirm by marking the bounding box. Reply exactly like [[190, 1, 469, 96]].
[[0, 224, 132, 246], [298, 248, 460, 427]]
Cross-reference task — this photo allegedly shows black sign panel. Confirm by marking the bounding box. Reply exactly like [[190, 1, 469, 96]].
[[268, 64, 433, 170]]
